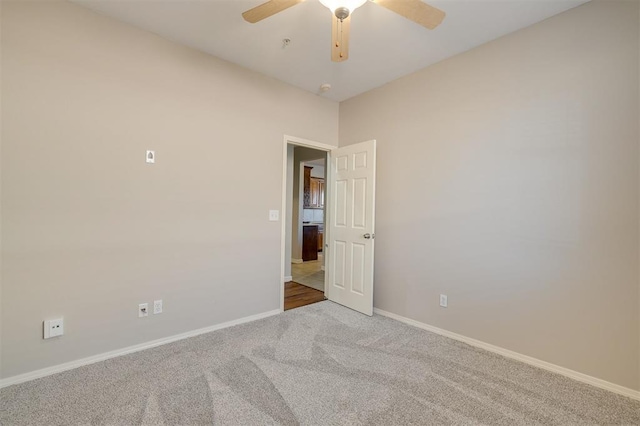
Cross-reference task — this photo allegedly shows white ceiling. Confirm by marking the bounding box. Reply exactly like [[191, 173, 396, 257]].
[[73, 0, 589, 102]]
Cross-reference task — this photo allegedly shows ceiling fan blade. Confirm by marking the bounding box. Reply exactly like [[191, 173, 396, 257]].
[[373, 0, 445, 30], [242, 0, 305, 23], [331, 15, 351, 62]]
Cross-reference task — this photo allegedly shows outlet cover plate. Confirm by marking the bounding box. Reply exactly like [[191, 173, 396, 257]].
[[153, 300, 163, 314], [44, 318, 64, 339]]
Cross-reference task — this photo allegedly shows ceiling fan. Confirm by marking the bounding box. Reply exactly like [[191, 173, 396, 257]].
[[242, 0, 446, 62]]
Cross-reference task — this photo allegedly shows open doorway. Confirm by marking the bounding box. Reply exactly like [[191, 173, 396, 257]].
[[280, 136, 337, 311], [294, 157, 325, 286], [285, 146, 327, 310], [281, 135, 377, 315]]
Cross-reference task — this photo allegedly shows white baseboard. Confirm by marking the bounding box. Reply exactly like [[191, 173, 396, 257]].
[[284, 275, 293, 282], [0, 309, 281, 390], [291, 258, 303, 264], [373, 308, 640, 402]]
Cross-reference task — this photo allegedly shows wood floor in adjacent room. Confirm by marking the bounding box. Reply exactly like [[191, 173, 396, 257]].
[[284, 281, 325, 310]]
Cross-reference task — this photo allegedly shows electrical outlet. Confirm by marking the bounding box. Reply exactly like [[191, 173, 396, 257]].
[[44, 318, 64, 339], [269, 210, 279, 221], [439, 294, 448, 308], [139, 303, 149, 318], [153, 300, 163, 314], [146, 150, 155, 164]]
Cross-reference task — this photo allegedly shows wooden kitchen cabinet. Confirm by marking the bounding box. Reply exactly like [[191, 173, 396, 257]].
[[302, 225, 318, 261], [310, 178, 320, 207], [303, 166, 312, 208], [309, 177, 325, 209], [303, 165, 325, 209], [318, 230, 323, 252], [318, 180, 325, 208]]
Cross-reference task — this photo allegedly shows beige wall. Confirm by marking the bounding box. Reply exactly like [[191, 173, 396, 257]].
[[0, 0, 338, 378], [284, 145, 294, 278], [0, 0, 3, 378], [339, 0, 640, 390], [309, 164, 325, 179]]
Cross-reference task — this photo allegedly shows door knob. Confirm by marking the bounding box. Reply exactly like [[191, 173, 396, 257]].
[[363, 233, 373, 239]]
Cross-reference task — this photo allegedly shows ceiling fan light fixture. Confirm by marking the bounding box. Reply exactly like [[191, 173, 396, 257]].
[[241, 0, 446, 63], [319, 0, 367, 17]]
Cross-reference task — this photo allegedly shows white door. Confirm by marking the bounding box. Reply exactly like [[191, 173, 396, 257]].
[[326, 140, 376, 316]]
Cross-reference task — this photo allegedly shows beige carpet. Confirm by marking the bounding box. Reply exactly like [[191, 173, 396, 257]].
[[1, 301, 639, 425]]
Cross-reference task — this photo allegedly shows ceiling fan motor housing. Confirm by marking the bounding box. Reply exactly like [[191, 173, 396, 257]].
[[334, 6, 350, 20]]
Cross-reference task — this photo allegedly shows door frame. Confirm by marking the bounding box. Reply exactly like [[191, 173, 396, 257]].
[[280, 135, 337, 312]]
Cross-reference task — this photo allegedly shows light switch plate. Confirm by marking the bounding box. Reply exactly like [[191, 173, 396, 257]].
[[269, 210, 279, 221], [439, 294, 448, 308], [139, 303, 149, 317]]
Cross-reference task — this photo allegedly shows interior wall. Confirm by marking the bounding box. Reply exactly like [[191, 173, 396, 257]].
[[309, 164, 324, 178], [284, 145, 294, 279], [0, 0, 338, 379], [0, 0, 3, 378], [339, 0, 640, 391]]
